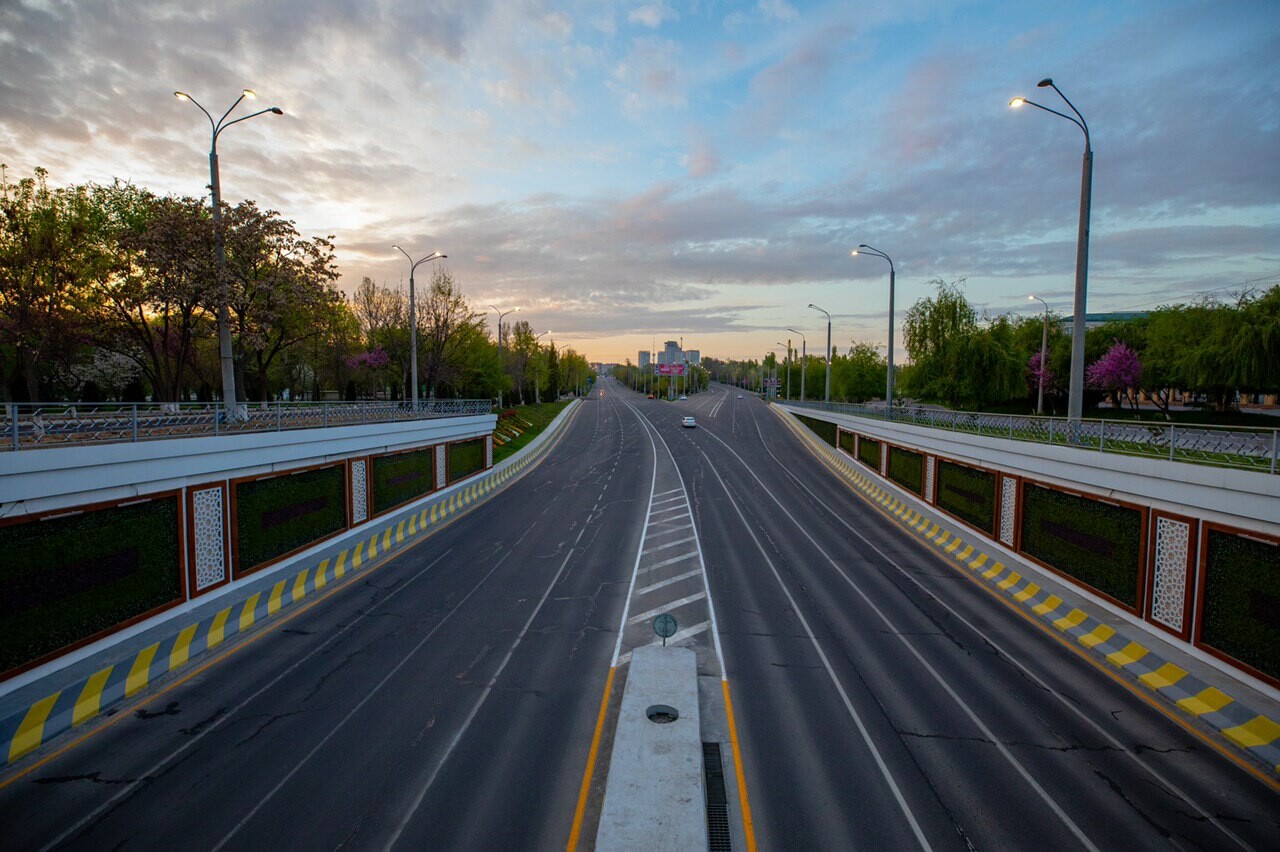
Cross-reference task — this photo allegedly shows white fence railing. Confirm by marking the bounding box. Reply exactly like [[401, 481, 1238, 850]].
[[1, 399, 493, 451], [781, 400, 1279, 475]]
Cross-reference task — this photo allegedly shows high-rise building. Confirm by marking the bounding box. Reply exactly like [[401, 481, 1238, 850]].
[[686, 350, 700, 366], [638, 350, 651, 369], [658, 340, 681, 365]]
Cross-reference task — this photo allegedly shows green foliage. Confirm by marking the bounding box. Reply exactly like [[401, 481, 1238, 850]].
[[493, 401, 570, 464], [372, 449, 435, 515], [795, 414, 837, 446], [1019, 484, 1142, 606], [858, 436, 881, 470], [888, 446, 923, 494], [0, 496, 181, 673], [1201, 529, 1280, 679], [448, 438, 486, 482], [838, 428, 855, 454], [935, 461, 997, 534], [235, 465, 347, 572]]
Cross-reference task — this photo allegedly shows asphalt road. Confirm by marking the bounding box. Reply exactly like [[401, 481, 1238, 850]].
[[3, 378, 1277, 851]]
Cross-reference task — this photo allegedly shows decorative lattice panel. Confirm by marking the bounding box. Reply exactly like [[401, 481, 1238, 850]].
[[485, 434, 493, 468], [436, 445, 447, 489], [924, 456, 936, 503], [192, 487, 226, 591], [1150, 516, 1191, 632], [999, 476, 1017, 546], [351, 459, 368, 524]]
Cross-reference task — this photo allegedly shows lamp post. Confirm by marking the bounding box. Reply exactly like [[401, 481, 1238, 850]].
[[1029, 295, 1050, 415], [174, 88, 283, 422], [852, 244, 896, 408], [392, 247, 446, 411], [1011, 78, 1092, 425], [534, 330, 549, 403], [788, 328, 806, 401], [808, 304, 832, 403], [490, 305, 520, 408]]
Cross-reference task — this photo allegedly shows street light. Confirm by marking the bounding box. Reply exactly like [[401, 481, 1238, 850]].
[[1010, 77, 1092, 425], [776, 342, 790, 400], [852, 245, 896, 408], [808, 304, 832, 403], [175, 88, 283, 422], [490, 305, 520, 408], [1029, 295, 1050, 415], [787, 328, 807, 401], [392, 247, 447, 412]]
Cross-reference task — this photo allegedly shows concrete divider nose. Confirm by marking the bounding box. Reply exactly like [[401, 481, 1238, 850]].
[[596, 645, 706, 851]]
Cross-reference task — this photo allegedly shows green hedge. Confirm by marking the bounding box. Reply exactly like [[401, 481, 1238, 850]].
[[0, 496, 181, 673], [888, 446, 923, 494], [936, 461, 997, 535], [235, 465, 347, 573], [372, 448, 435, 515], [1019, 484, 1143, 607], [795, 414, 837, 446], [448, 438, 486, 482], [1201, 529, 1280, 680], [858, 436, 881, 470], [838, 429, 855, 454]]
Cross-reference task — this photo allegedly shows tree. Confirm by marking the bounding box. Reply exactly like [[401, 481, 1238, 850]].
[[416, 266, 485, 399], [1087, 340, 1143, 410], [832, 341, 885, 402], [901, 279, 978, 407]]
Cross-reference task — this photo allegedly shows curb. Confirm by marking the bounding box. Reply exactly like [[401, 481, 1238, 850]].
[[772, 405, 1280, 781], [0, 401, 581, 767]]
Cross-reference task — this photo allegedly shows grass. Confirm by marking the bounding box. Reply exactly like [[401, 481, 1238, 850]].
[[493, 401, 571, 465]]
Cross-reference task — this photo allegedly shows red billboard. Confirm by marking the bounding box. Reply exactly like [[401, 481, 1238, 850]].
[[657, 363, 686, 376]]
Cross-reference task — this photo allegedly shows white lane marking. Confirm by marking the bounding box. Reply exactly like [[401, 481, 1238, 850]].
[[654, 488, 682, 498], [649, 520, 693, 534], [760, 409, 1252, 851], [641, 535, 696, 554], [616, 621, 710, 664], [638, 567, 702, 594], [709, 411, 1097, 851], [41, 548, 456, 852], [627, 591, 707, 625], [609, 400, 661, 667], [647, 504, 686, 519], [642, 551, 698, 572], [650, 495, 685, 508], [701, 461, 933, 851]]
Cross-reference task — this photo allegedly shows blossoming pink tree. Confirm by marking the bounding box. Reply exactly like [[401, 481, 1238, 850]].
[[1086, 340, 1143, 411]]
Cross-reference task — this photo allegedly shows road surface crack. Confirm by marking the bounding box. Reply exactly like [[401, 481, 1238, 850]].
[[234, 710, 304, 747], [34, 771, 138, 786], [134, 701, 180, 720], [179, 706, 227, 736]]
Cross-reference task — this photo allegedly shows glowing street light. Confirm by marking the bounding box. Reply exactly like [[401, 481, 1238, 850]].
[[787, 328, 807, 401], [174, 88, 284, 422], [392, 247, 447, 411], [808, 304, 832, 403], [491, 305, 520, 408]]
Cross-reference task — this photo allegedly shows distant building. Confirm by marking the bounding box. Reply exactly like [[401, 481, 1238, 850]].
[[686, 350, 700, 366], [638, 350, 651, 369]]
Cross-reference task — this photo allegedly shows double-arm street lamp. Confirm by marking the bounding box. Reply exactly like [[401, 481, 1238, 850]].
[[490, 306, 520, 408], [392, 247, 447, 411], [1011, 78, 1092, 425], [1029, 295, 1050, 415], [851, 244, 896, 408], [807, 304, 832, 402], [776, 342, 791, 400], [174, 88, 283, 422], [787, 328, 806, 401]]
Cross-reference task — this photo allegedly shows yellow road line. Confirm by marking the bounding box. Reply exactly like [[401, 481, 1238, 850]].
[[723, 679, 757, 852], [567, 666, 616, 851], [125, 644, 160, 697], [8, 694, 60, 763], [169, 624, 198, 671], [73, 667, 113, 727]]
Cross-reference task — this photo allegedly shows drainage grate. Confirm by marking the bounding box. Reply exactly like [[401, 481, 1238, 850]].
[[703, 742, 732, 851]]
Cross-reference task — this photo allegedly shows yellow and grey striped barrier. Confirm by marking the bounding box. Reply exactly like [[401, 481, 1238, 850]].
[[773, 406, 1280, 780], [1, 402, 580, 766]]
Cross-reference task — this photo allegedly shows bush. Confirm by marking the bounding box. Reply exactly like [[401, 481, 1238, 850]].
[[888, 446, 923, 494], [1019, 484, 1142, 607], [0, 496, 181, 673], [858, 436, 881, 470], [1201, 529, 1280, 680], [372, 448, 435, 515], [936, 461, 996, 535], [493, 401, 569, 465], [795, 414, 837, 446], [448, 438, 486, 482], [235, 465, 347, 573]]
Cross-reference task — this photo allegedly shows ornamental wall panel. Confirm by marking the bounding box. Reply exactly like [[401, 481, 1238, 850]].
[[350, 458, 368, 525], [485, 434, 494, 468], [1149, 515, 1193, 634], [924, 456, 936, 504], [435, 444, 447, 489], [190, 485, 228, 593], [999, 475, 1018, 546]]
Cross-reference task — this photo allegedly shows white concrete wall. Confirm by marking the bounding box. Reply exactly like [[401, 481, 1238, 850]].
[[778, 404, 1279, 533], [0, 414, 496, 518]]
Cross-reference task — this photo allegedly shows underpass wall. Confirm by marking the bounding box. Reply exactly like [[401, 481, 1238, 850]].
[[0, 415, 495, 681], [775, 402, 1280, 688]]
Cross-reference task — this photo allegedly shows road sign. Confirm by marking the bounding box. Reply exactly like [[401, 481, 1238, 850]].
[[653, 613, 677, 645]]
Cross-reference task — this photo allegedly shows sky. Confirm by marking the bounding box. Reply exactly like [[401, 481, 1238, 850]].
[[2, 0, 1278, 365]]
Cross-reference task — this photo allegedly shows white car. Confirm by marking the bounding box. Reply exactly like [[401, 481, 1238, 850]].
[[737, 394, 743, 399], [681, 416, 696, 428]]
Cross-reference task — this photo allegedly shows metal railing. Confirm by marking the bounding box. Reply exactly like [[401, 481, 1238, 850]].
[[781, 400, 1280, 474], [1, 399, 494, 451]]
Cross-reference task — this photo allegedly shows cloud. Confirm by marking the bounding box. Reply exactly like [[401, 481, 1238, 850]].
[[628, 3, 678, 29]]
